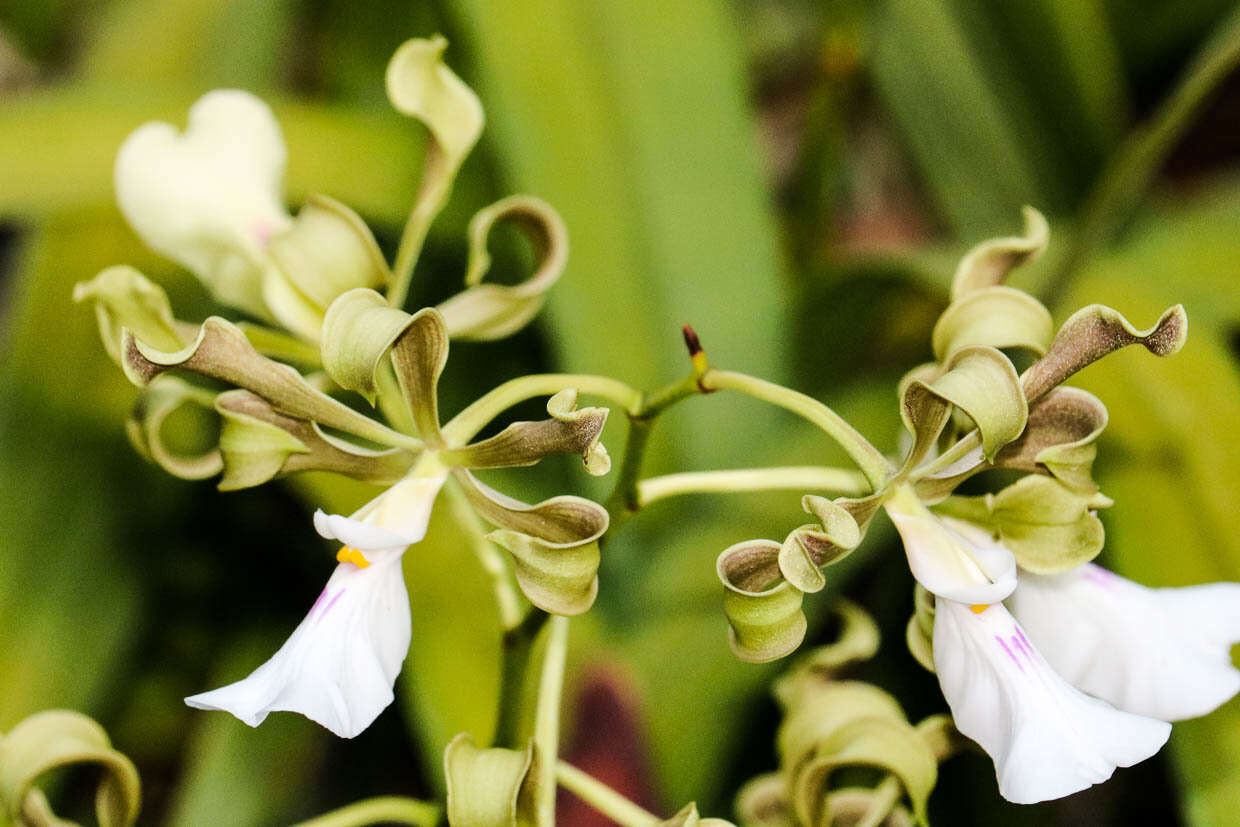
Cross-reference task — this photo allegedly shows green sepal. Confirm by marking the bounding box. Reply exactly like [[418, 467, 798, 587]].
[[386, 36, 484, 180], [950, 206, 1049, 298], [0, 709, 141, 827], [126, 375, 222, 480], [717, 540, 807, 663], [995, 386, 1108, 493], [121, 316, 408, 449], [390, 307, 450, 444], [268, 195, 390, 311], [932, 286, 1054, 362], [73, 265, 184, 363], [778, 682, 936, 827], [444, 390, 610, 475], [903, 346, 1027, 464], [442, 733, 539, 827], [437, 196, 568, 340], [1022, 303, 1188, 402], [455, 469, 607, 615], [905, 584, 936, 673], [776, 601, 880, 701], [777, 497, 862, 594], [321, 288, 417, 403], [234, 322, 323, 367], [215, 390, 415, 491], [935, 476, 1109, 574]]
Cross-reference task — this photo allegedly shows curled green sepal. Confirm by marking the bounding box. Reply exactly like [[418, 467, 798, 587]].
[[936, 476, 1111, 574], [932, 287, 1054, 362], [437, 195, 569, 340], [389, 307, 449, 444], [268, 195, 390, 311], [443, 733, 539, 827], [126, 375, 222, 480], [456, 470, 607, 615], [73, 265, 185, 363], [905, 584, 936, 673], [950, 206, 1049, 298], [0, 709, 141, 827], [995, 386, 1108, 493], [216, 390, 415, 490], [778, 683, 936, 827], [777, 496, 862, 593], [903, 346, 1027, 464], [121, 316, 410, 450], [321, 288, 417, 403], [733, 774, 791, 827], [386, 36, 483, 181], [1021, 303, 1188, 402], [718, 540, 807, 663], [445, 390, 610, 475], [775, 601, 881, 708], [659, 802, 736, 826]]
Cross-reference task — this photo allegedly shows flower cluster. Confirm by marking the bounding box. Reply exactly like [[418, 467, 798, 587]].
[[718, 210, 1240, 806]]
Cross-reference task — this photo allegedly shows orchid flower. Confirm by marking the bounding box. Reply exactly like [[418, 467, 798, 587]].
[[185, 468, 447, 738], [933, 599, 1170, 803], [1008, 563, 1240, 722]]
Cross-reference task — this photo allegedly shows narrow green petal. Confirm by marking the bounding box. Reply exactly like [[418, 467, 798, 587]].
[[268, 195, 390, 310], [717, 540, 807, 663], [126, 375, 222, 480], [910, 346, 1028, 462], [121, 316, 407, 449], [321, 288, 416, 402], [73, 265, 183, 363], [991, 476, 1106, 574], [1022, 303, 1188, 402], [454, 469, 608, 547], [0, 709, 141, 827], [389, 308, 450, 443], [437, 195, 568, 340], [386, 37, 483, 175], [216, 390, 414, 491], [488, 530, 600, 616], [931, 286, 1054, 362], [443, 734, 538, 827], [444, 389, 609, 474], [950, 206, 1049, 298], [777, 498, 862, 593], [994, 386, 1108, 493]]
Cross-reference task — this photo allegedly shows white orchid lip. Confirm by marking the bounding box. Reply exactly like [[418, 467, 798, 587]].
[[1008, 563, 1240, 722], [184, 468, 448, 738], [933, 598, 1170, 804], [885, 485, 1016, 605]]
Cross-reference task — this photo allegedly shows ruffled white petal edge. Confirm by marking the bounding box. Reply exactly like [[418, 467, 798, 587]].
[[1009, 564, 1240, 721], [934, 598, 1169, 804]]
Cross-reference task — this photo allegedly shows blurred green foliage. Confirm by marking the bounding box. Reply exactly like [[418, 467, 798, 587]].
[[1, 0, 1238, 824]]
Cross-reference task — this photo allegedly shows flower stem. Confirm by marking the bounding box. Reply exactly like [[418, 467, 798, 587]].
[[699, 369, 890, 489], [441, 373, 644, 444], [290, 796, 439, 827], [534, 615, 570, 827], [555, 761, 660, 827], [495, 608, 549, 748], [636, 466, 870, 506]]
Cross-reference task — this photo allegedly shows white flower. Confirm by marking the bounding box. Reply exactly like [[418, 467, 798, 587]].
[[1008, 563, 1240, 721], [116, 90, 291, 323], [884, 484, 1017, 605], [185, 472, 447, 737], [933, 598, 1170, 804]]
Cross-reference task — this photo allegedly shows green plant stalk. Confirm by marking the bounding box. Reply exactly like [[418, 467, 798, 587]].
[[291, 795, 440, 827], [443, 479, 525, 631], [636, 465, 870, 506], [442, 373, 644, 444], [700, 369, 890, 489], [555, 761, 660, 826], [495, 608, 550, 748], [1045, 4, 1240, 302], [533, 615, 570, 826]]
